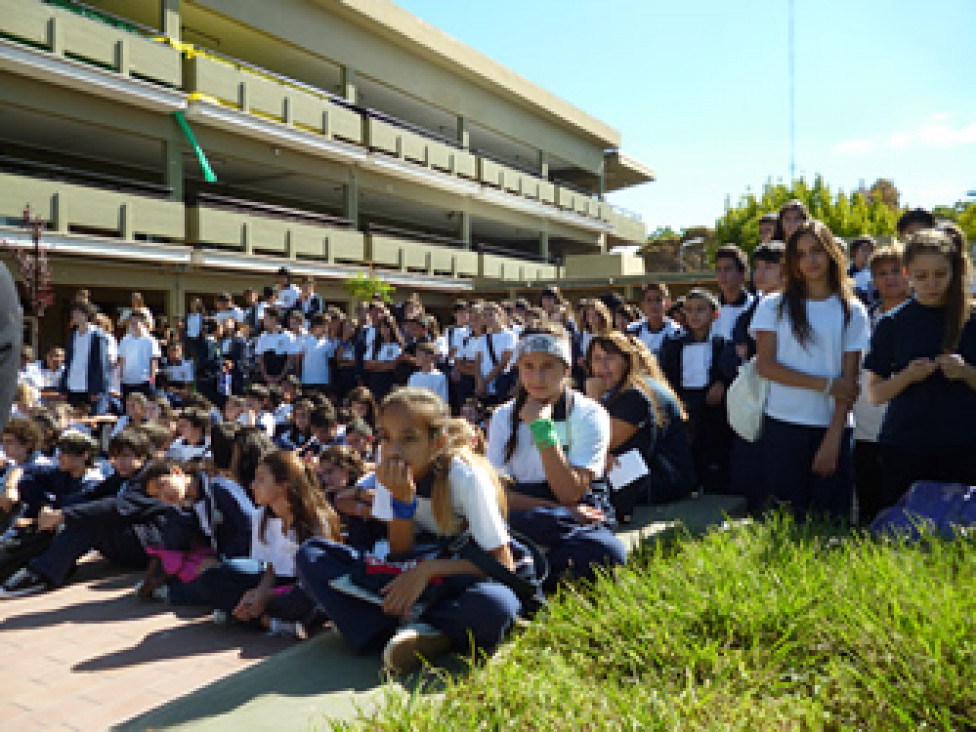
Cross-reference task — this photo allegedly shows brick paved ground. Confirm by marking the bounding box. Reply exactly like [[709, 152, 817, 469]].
[[0, 555, 295, 731]]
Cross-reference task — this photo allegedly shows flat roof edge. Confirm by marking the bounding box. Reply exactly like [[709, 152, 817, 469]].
[[331, 0, 622, 148]]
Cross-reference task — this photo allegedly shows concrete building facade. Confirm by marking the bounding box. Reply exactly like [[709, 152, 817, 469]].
[[0, 0, 653, 349]]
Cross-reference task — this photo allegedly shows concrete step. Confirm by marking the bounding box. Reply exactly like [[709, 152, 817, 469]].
[[614, 493, 749, 552]]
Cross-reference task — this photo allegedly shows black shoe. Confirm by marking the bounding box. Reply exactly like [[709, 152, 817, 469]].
[[0, 568, 50, 599]]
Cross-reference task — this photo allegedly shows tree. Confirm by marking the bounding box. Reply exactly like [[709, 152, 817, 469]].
[[344, 271, 395, 304], [864, 178, 900, 210], [933, 201, 976, 245], [712, 175, 899, 257]]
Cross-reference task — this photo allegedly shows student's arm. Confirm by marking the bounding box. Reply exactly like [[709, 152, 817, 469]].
[[936, 354, 976, 390], [232, 563, 276, 621], [0, 467, 24, 511], [812, 350, 860, 477], [754, 331, 858, 401], [381, 549, 514, 618], [376, 457, 416, 555], [866, 361, 937, 405], [521, 399, 592, 505]]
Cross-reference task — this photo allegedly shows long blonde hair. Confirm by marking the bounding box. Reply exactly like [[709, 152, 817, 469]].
[[380, 387, 506, 535]]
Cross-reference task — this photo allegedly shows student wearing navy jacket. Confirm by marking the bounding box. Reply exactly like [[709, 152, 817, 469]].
[[1, 459, 201, 597], [659, 289, 731, 493], [60, 301, 112, 412], [1, 432, 100, 522]]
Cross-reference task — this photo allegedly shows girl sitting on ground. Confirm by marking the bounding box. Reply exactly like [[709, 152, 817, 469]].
[[297, 387, 523, 673], [195, 450, 339, 638], [486, 323, 627, 591]]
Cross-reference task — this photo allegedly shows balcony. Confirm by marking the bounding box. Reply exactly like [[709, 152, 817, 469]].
[[365, 117, 477, 179], [478, 252, 559, 283], [367, 233, 479, 277], [178, 47, 622, 233], [0, 0, 181, 87], [184, 52, 363, 145], [608, 207, 647, 243], [0, 170, 183, 241], [188, 198, 366, 264], [0, 0, 647, 245]]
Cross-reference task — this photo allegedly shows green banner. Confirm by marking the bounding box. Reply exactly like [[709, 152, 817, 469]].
[[173, 111, 217, 183]]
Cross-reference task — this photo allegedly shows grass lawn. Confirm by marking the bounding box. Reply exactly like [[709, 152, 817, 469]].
[[362, 516, 975, 729]]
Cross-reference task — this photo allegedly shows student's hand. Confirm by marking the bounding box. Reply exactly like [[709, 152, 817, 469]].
[[569, 503, 606, 525], [519, 398, 553, 425], [827, 376, 858, 403], [584, 376, 607, 399], [735, 343, 749, 360], [811, 437, 840, 477], [705, 381, 725, 406], [233, 587, 270, 621], [376, 456, 416, 503], [37, 506, 64, 532], [381, 564, 430, 618], [936, 354, 968, 381], [0, 492, 16, 514], [902, 357, 938, 384]]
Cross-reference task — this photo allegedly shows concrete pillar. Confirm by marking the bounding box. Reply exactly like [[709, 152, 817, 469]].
[[341, 66, 358, 104], [344, 173, 359, 228], [539, 151, 549, 179], [539, 231, 549, 260], [456, 116, 470, 150], [458, 211, 471, 249], [164, 123, 184, 203], [160, 0, 180, 43], [167, 272, 185, 317]]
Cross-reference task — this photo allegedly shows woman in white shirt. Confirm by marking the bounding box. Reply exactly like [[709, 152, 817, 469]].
[[486, 323, 627, 590], [751, 220, 870, 520]]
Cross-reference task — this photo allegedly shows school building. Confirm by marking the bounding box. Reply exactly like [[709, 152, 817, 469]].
[[0, 0, 658, 349]]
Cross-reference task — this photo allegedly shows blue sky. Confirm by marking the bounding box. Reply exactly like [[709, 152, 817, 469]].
[[395, 0, 976, 231]]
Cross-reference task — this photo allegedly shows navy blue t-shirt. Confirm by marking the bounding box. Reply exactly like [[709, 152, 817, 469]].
[[863, 298, 976, 448]]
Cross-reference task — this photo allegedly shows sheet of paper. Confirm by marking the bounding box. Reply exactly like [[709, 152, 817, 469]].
[[607, 448, 649, 491]]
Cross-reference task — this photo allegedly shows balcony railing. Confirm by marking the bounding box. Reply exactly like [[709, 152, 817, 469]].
[[0, 0, 181, 87], [0, 170, 183, 240], [1, 0, 647, 245], [188, 204, 366, 264]]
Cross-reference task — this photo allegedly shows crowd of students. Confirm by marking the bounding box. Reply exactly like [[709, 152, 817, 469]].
[[1, 202, 974, 673]]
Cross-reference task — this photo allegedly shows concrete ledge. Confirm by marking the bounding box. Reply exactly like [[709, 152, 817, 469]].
[[615, 493, 748, 552]]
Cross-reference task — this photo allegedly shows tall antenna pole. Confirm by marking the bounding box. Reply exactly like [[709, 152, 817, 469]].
[[788, 0, 796, 181]]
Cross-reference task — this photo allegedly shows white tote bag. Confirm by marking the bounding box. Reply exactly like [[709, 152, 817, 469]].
[[725, 357, 769, 442]]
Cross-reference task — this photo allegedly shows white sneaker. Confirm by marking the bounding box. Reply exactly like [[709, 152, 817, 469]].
[[382, 622, 451, 674], [267, 618, 308, 640]]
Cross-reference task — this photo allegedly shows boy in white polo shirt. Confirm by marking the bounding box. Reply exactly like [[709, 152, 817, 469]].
[[255, 307, 298, 385], [117, 311, 160, 398], [407, 341, 449, 404], [295, 313, 335, 395]]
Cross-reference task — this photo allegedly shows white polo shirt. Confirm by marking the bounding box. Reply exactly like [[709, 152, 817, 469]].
[[486, 391, 610, 483]]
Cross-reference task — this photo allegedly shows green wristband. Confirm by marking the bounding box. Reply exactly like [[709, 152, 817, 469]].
[[529, 417, 559, 450]]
